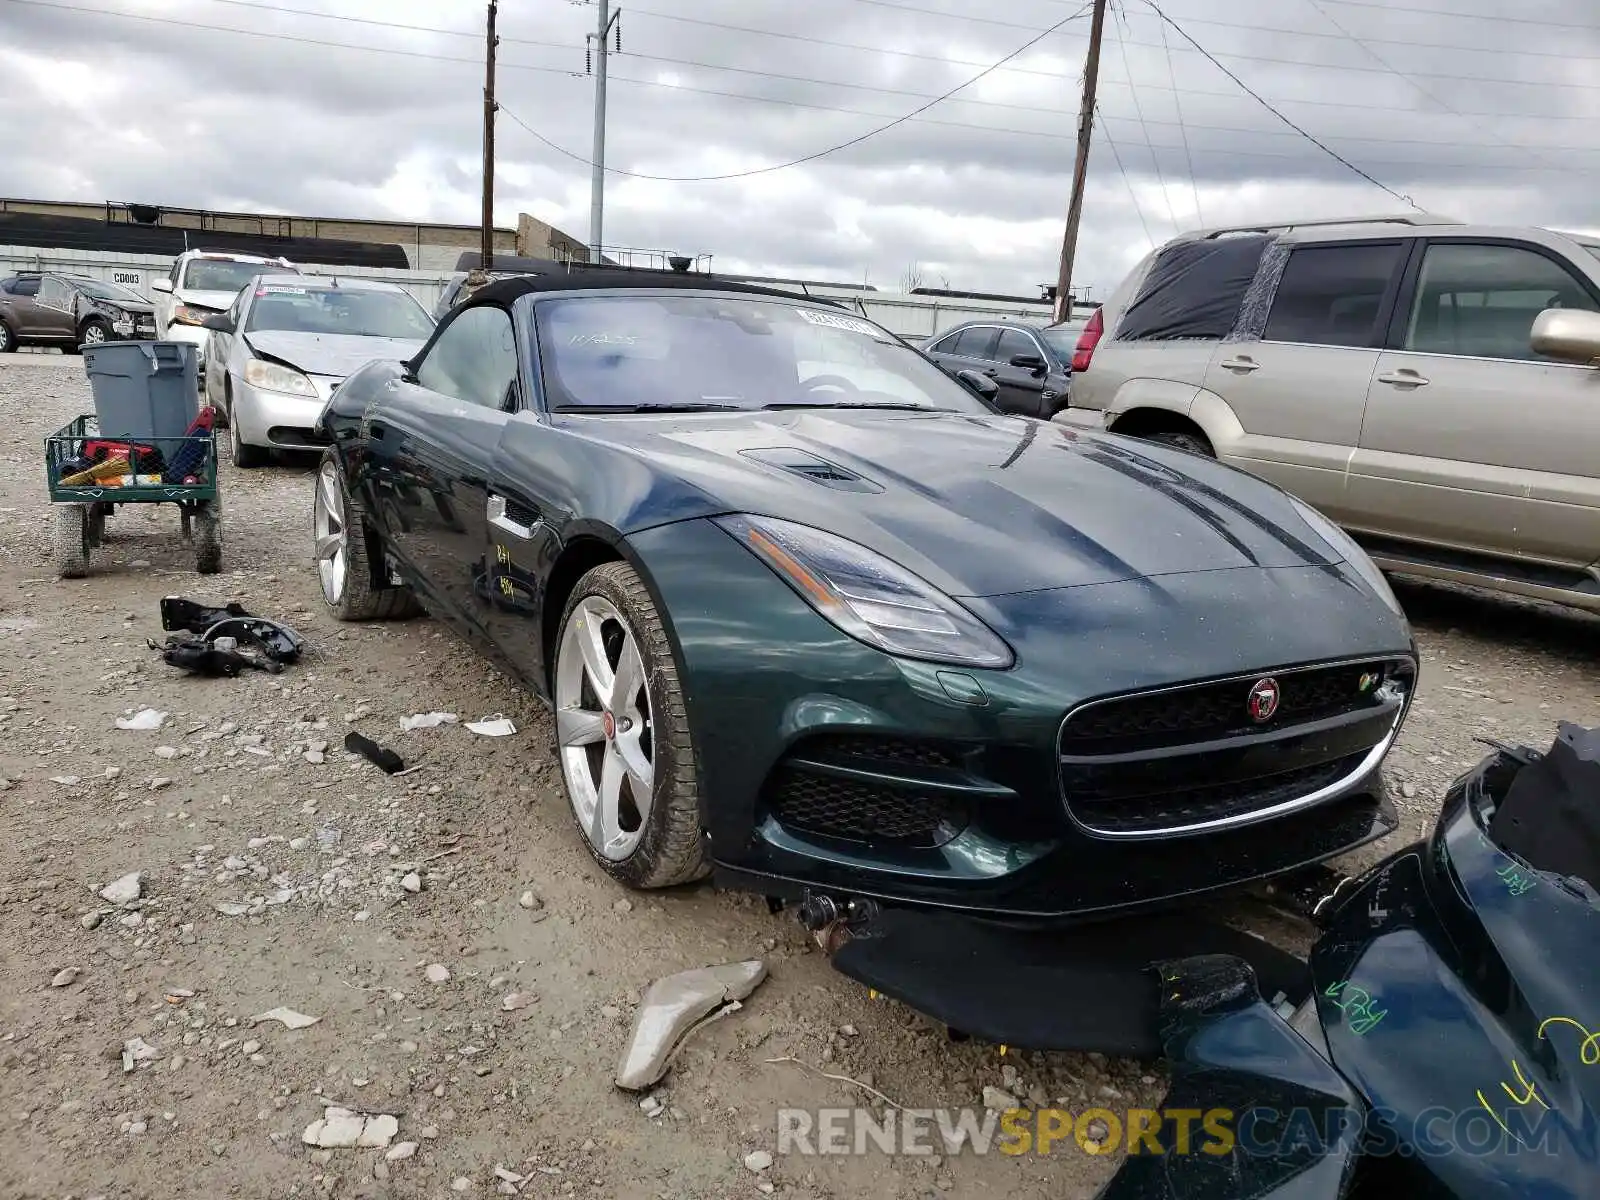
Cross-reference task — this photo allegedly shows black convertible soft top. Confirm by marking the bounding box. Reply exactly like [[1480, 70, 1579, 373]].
[[460, 270, 845, 312]]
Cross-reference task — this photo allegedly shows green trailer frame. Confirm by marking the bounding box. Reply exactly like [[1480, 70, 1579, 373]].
[[45, 413, 222, 578]]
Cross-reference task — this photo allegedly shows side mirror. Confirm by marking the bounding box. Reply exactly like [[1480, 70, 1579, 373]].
[[955, 369, 1000, 402], [1530, 307, 1600, 364], [151, 278, 173, 294], [201, 313, 233, 333], [1010, 353, 1048, 374]]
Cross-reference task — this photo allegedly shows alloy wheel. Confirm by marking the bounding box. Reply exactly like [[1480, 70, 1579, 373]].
[[555, 596, 655, 861], [81, 323, 106, 345], [313, 462, 348, 605]]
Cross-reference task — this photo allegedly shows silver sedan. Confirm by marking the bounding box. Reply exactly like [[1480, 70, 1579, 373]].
[[202, 274, 435, 467]]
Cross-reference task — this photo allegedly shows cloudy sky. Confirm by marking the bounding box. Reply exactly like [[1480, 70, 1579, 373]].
[[3, 0, 1599, 299]]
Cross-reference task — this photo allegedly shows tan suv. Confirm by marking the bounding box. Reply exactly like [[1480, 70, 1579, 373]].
[[1058, 213, 1600, 614]]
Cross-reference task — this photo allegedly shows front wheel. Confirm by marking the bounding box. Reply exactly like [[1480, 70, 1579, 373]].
[[0, 320, 14, 353], [313, 450, 421, 621], [78, 318, 111, 350], [229, 413, 267, 468], [554, 562, 707, 889]]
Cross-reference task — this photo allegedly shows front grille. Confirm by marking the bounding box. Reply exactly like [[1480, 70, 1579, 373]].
[[1060, 658, 1410, 838], [1061, 659, 1404, 755], [767, 768, 966, 844], [1067, 754, 1363, 836], [802, 735, 958, 769]]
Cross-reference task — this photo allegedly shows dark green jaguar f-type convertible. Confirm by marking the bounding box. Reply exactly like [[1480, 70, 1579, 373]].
[[312, 272, 1417, 922]]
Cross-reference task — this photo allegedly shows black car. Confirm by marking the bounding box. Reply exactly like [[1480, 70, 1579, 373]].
[[0, 272, 157, 353], [922, 318, 1079, 418], [311, 273, 1415, 923]]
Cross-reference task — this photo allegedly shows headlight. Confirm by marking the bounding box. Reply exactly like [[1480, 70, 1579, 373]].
[[715, 514, 1015, 669], [171, 305, 216, 326], [1289, 496, 1404, 617], [244, 359, 317, 397]]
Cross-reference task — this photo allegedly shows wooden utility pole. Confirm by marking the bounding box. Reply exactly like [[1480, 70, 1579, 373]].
[[1052, 0, 1108, 324], [480, 0, 499, 272]]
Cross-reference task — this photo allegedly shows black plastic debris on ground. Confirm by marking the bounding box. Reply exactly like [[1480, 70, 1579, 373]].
[[152, 596, 306, 677], [345, 731, 405, 775]]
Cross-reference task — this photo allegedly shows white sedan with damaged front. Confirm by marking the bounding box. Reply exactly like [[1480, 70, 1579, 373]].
[[201, 274, 436, 467]]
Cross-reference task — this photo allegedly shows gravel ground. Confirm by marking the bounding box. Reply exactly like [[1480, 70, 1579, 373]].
[[1, 353, 1596, 1200]]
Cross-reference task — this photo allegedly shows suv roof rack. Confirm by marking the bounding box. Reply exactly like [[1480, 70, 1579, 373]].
[[1194, 213, 1459, 240]]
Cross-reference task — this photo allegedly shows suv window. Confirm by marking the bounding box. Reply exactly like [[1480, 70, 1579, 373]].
[[1404, 242, 1598, 362], [949, 327, 997, 359], [1263, 243, 1404, 348], [4, 275, 41, 297], [1118, 233, 1271, 342], [417, 305, 518, 410], [996, 327, 1039, 363]]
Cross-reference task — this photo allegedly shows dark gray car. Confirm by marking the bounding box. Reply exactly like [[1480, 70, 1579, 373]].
[[0, 272, 156, 352], [923, 319, 1077, 418]]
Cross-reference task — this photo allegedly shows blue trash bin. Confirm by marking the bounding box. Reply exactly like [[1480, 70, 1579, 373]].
[[82, 341, 200, 441]]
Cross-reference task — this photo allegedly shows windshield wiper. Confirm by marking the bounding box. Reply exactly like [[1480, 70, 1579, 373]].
[[760, 401, 944, 412], [553, 402, 744, 413]]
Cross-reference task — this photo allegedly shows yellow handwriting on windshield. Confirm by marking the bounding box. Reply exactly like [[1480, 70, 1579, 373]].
[[1538, 1016, 1600, 1066]]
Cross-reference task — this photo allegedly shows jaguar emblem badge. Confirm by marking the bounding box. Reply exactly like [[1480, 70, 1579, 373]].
[[1247, 677, 1281, 723]]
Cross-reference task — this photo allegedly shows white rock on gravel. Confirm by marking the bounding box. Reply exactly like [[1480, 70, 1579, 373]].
[[301, 1107, 398, 1150], [115, 709, 168, 731], [501, 991, 537, 1012], [425, 963, 451, 984], [518, 890, 541, 910], [80, 912, 103, 930], [252, 1007, 319, 1030], [50, 967, 81, 987], [401, 873, 422, 894], [982, 1087, 1021, 1112], [386, 1142, 418, 1161], [744, 1150, 773, 1173], [98, 873, 142, 905]]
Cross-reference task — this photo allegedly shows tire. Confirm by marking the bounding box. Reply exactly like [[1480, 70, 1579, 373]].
[[229, 411, 268, 468], [0, 320, 14, 353], [78, 318, 111, 350], [1145, 430, 1214, 457], [52, 505, 90, 579], [313, 449, 421, 621], [193, 499, 222, 575], [553, 561, 707, 890]]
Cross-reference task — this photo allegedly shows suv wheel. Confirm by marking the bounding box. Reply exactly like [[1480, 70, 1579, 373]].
[[1146, 430, 1213, 457], [0, 320, 14, 353]]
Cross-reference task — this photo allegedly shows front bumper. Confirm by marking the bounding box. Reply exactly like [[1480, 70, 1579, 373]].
[[230, 375, 336, 451], [627, 518, 1414, 923]]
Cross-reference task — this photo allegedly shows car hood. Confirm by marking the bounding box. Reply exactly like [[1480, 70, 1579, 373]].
[[245, 331, 426, 380], [177, 290, 245, 313], [91, 299, 155, 316], [567, 408, 1346, 598]]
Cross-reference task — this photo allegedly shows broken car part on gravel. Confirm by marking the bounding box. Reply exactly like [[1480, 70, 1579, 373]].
[[615, 960, 768, 1092], [150, 595, 305, 676]]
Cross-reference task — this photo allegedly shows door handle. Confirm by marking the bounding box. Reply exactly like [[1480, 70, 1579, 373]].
[[1376, 369, 1429, 388], [1218, 356, 1259, 373], [487, 493, 538, 540]]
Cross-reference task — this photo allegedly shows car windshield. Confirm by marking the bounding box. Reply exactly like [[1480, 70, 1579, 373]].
[[245, 285, 436, 339], [74, 278, 146, 304], [535, 294, 992, 413], [1038, 325, 1084, 358], [184, 259, 279, 292]]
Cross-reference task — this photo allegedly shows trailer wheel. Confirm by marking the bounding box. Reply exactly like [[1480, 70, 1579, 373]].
[[53, 505, 90, 578], [194, 499, 222, 575]]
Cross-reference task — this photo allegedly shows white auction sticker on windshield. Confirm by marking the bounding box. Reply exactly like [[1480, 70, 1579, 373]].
[[794, 308, 878, 337], [260, 285, 309, 295]]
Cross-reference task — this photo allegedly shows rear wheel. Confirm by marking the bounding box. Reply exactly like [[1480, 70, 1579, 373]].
[[193, 499, 222, 574], [0, 320, 14, 353], [1145, 430, 1213, 457], [52, 505, 90, 578], [313, 450, 421, 621], [554, 562, 707, 889]]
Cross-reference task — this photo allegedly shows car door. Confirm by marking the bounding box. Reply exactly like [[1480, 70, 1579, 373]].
[[1348, 238, 1600, 566], [1198, 240, 1409, 520], [33, 275, 77, 342], [930, 325, 1000, 380], [207, 287, 247, 406], [992, 326, 1052, 416], [361, 303, 519, 627]]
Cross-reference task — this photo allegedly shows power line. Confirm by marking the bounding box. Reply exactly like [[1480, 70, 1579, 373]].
[[1093, 110, 1156, 250], [1109, 2, 1180, 237], [1313, 0, 1600, 36], [1157, 12, 1202, 225], [1142, 1, 1420, 209], [500, 2, 1093, 183], [12, 0, 1600, 167]]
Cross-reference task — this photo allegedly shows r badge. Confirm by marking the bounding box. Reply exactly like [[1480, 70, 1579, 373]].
[[1247, 677, 1281, 723]]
